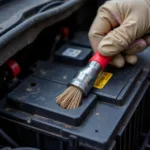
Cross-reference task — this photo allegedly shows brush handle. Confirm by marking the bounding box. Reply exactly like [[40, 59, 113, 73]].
[[69, 52, 112, 96], [89, 52, 112, 70]]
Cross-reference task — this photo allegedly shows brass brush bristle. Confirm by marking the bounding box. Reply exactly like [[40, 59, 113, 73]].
[[56, 86, 83, 109]]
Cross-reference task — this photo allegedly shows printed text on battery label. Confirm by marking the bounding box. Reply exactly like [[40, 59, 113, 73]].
[[62, 48, 81, 58], [94, 72, 113, 89]]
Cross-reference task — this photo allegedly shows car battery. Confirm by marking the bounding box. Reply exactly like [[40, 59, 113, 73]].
[[69, 31, 91, 48], [0, 42, 150, 150]]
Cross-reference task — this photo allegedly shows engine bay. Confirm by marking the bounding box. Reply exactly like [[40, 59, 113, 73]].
[[0, 0, 150, 150]]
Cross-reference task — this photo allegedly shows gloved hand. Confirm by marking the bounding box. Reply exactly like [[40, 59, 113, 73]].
[[88, 0, 150, 68]]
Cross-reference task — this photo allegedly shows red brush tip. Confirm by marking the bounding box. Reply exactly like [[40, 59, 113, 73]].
[[89, 52, 112, 70]]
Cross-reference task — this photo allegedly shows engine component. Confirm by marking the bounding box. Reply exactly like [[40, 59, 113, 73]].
[[0, 41, 149, 150]]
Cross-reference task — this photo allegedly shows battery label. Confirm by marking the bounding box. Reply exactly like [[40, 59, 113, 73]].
[[94, 72, 113, 89], [62, 48, 81, 58]]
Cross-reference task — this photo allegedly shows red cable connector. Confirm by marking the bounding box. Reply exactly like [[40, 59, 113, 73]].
[[60, 27, 70, 39], [6, 59, 21, 78]]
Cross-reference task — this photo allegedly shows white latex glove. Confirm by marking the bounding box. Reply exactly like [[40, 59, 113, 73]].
[[88, 0, 150, 67]]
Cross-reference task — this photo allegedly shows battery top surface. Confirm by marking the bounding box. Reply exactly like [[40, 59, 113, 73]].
[[2, 36, 150, 149]]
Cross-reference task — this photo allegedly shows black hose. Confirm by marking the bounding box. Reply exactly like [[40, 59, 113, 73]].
[[0, 0, 12, 6], [0, 148, 40, 150], [13, 148, 40, 150], [0, 128, 19, 148], [38, 0, 63, 14], [0, 0, 88, 50]]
